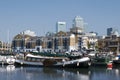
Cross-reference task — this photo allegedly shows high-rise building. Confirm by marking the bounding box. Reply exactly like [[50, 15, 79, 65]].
[[73, 16, 84, 29], [56, 22, 66, 33], [107, 28, 113, 36], [71, 16, 85, 34]]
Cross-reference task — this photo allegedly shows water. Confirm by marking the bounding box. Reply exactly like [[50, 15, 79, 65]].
[[0, 65, 120, 80]]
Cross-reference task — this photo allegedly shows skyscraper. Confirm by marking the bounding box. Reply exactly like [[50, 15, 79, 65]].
[[73, 16, 84, 29], [107, 28, 113, 36], [56, 22, 66, 33], [70, 16, 85, 33]]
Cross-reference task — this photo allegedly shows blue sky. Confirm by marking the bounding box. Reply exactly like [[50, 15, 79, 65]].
[[0, 0, 120, 42]]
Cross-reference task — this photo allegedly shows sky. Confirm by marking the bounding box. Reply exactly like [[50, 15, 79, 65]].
[[0, 0, 120, 42]]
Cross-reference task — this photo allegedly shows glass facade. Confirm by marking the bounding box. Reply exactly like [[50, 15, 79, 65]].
[[107, 28, 113, 36], [73, 16, 84, 29], [56, 22, 66, 33]]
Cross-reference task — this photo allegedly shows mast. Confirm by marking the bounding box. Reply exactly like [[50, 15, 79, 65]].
[[7, 29, 10, 53], [1, 41, 3, 52], [117, 42, 119, 55], [22, 31, 26, 52]]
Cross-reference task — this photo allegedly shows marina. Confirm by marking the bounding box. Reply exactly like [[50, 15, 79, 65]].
[[0, 0, 120, 80]]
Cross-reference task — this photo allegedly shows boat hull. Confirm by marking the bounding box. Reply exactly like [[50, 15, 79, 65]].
[[113, 59, 120, 63], [15, 57, 90, 68], [52, 61, 90, 68], [91, 57, 112, 67], [15, 59, 43, 67], [0, 59, 15, 65]]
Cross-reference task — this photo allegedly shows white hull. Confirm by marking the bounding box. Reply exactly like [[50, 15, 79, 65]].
[[0, 56, 15, 65], [15, 59, 43, 66]]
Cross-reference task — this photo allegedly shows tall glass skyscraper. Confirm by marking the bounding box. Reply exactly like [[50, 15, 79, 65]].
[[73, 16, 84, 29], [56, 22, 66, 33], [107, 28, 113, 36]]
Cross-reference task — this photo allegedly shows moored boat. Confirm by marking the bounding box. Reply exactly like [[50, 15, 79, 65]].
[[113, 55, 120, 64], [15, 53, 90, 68], [0, 53, 16, 65], [91, 52, 113, 67]]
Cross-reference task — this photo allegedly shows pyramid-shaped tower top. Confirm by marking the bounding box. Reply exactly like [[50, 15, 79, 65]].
[[74, 16, 83, 21]]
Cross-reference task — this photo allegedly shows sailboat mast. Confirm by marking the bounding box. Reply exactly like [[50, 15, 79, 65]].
[[23, 31, 25, 52], [1, 41, 3, 51], [117, 42, 119, 55], [7, 29, 10, 52]]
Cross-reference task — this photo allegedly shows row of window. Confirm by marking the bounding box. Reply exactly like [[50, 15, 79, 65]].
[[12, 38, 69, 49]]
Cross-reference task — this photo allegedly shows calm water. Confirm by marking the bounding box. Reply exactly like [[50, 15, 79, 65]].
[[0, 65, 120, 80]]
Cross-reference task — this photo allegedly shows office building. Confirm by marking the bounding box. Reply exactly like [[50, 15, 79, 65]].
[[107, 28, 113, 36], [56, 22, 66, 33], [73, 16, 84, 29]]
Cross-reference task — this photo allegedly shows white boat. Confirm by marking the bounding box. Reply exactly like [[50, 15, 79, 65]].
[[15, 53, 90, 68], [0, 54, 16, 65]]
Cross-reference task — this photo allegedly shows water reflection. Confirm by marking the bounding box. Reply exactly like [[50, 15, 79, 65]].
[[89, 67, 120, 80], [42, 68, 90, 80], [0, 66, 120, 80], [6, 65, 15, 71], [0, 65, 15, 72]]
